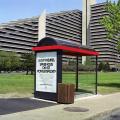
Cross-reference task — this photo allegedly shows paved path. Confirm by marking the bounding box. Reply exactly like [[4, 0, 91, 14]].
[[0, 98, 56, 115], [0, 93, 120, 120]]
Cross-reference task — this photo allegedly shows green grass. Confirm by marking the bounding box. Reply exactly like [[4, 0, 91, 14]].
[[0, 72, 119, 95], [62, 72, 96, 93], [0, 73, 34, 94], [98, 72, 120, 94], [62, 72, 120, 94]]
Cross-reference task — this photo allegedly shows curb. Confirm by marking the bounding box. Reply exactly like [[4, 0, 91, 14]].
[[85, 107, 120, 120]]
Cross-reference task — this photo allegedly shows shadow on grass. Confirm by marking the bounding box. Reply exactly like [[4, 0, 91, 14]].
[[76, 89, 94, 94], [98, 83, 120, 88], [0, 98, 56, 115]]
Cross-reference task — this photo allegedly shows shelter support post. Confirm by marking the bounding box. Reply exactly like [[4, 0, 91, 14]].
[[76, 56, 79, 91], [95, 56, 98, 94]]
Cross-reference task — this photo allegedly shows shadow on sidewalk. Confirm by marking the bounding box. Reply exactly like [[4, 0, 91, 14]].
[[0, 98, 56, 115]]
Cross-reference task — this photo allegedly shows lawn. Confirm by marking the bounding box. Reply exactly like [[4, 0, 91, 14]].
[[98, 72, 120, 94], [62, 72, 120, 94], [0, 72, 119, 95], [0, 73, 34, 94]]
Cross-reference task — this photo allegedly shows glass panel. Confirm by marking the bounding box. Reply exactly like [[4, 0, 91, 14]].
[[62, 56, 96, 94], [78, 56, 96, 94], [62, 56, 76, 85]]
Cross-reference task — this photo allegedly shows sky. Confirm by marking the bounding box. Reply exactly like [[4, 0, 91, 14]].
[[0, 0, 118, 23]]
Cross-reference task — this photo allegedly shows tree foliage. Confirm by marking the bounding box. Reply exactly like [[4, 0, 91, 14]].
[[0, 51, 21, 72], [98, 62, 104, 71], [100, 0, 120, 52], [98, 62, 110, 72], [0, 51, 35, 74], [103, 62, 110, 72], [21, 53, 35, 75]]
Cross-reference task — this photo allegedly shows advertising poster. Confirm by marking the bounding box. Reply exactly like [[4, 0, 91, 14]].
[[36, 52, 57, 93]]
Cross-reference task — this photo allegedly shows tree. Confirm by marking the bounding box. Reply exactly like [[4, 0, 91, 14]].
[[0, 51, 6, 72], [0, 51, 21, 72], [21, 53, 35, 75], [84, 56, 94, 66], [98, 62, 104, 71], [9, 52, 21, 71], [103, 62, 110, 72], [100, 0, 120, 52], [0, 51, 11, 72]]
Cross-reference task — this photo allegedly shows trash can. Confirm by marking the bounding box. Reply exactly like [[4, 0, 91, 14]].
[[57, 83, 75, 104]]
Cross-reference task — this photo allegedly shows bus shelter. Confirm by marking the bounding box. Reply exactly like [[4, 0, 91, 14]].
[[32, 37, 99, 102]]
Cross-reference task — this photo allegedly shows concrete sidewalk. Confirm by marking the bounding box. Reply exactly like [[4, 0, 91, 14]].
[[0, 93, 120, 120]]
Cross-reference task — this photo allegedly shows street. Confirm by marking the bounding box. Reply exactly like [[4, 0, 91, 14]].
[[102, 109, 120, 120]]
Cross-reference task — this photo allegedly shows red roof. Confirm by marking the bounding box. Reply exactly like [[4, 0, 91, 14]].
[[32, 45, 99, 56]]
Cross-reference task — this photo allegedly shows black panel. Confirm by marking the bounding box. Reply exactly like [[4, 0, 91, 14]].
[[34, 92, 57, 101]]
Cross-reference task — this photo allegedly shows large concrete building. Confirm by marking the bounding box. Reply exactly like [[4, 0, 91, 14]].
[[90, 2, 120, 67], [0, 2, 120, 68], [0, 10, 82, 53], [0, 18, 37, 53]]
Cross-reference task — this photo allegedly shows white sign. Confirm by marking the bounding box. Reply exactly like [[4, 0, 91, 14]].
[[36, 52, 57, 93]]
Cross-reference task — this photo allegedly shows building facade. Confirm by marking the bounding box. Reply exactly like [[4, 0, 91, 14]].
[[0, 10, 82, 54], [0, 18, 38, 53], [0, 2, 120, 68], [90, 2, 120, 67]]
